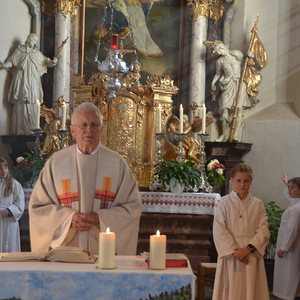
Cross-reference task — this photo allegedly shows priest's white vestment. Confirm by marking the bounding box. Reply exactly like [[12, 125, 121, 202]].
[[29, 145, 142, 255], [212, 191, 270, 300], [273, 188, 300, 300], [0, 179, 24, 252]]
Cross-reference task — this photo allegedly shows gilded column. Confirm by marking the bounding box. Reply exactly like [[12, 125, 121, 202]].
[[186, 0, 224, 120]]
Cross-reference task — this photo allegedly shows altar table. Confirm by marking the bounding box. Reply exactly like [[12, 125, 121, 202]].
[[140, 192, 220, 215], [0, 255, 196, 300]]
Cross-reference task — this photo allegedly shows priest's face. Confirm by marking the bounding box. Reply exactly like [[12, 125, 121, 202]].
[[70, 110, 102, 154], [231, 172, 252, 200]]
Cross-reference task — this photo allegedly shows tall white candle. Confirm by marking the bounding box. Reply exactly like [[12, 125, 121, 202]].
[[61, 102, 67, 130], [179, 104, 183, 133], [99, 227, 115, 269], [150, 230, 166, 269], [36, 100, 40, 129], [157, 104, 162, 133], [201, 104, 206, 134]]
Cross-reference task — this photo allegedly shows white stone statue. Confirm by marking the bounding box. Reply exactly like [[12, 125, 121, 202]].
[[208, 41, 258, 142], [0, 33, 58, 135]]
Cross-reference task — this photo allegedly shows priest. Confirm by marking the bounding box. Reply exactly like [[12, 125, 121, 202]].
[[29, 102, 142, 255]]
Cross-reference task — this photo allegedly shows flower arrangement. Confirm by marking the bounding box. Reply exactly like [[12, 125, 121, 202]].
[[206, 159, 226, 189], [13, 151, 48, 188]]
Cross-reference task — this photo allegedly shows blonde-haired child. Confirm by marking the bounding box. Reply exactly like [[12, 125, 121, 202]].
[[212, 163, 270, 300], [0, 157, 25, 252]]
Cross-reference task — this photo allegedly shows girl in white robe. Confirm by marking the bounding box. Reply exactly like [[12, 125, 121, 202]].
[[212, 163, 270, 300], [0, 157, 25, 252], [273, 174, 300, 300]]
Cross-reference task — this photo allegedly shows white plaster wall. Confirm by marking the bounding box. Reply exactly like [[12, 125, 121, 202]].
[[0, 0, 31, 166], [230, 0, 300, 208]]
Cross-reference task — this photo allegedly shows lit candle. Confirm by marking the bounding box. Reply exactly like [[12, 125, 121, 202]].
[[150, 230, 166, 270], [157, 104, 162, 133], [99, 227, 115, 269], [179, 104, 183, 133], [201, 103, 206, 134], [36, 100, 40, 128], [61, 102, 67, 130], [110, 34, 119, 50]]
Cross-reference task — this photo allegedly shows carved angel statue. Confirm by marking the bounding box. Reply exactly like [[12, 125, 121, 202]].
[[167, 114, 213, 165], [40, 106, 72, 158]]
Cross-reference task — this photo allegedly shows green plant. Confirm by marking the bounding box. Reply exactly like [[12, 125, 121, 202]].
[[264, 201, 285, 259], [154, 159, 202, 189], [13, 151, 48, 188]]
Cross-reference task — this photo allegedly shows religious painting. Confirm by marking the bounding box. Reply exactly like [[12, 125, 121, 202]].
[[82, 0, 188, 102]]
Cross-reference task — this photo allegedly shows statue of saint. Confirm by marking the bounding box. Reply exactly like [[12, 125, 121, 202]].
[[207, 41, 259, 142], [0, 33, 57, 135]]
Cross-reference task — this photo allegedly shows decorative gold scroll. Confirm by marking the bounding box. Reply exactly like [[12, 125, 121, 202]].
[[186, 0, 224, 23], [42, 0, 81, 17]]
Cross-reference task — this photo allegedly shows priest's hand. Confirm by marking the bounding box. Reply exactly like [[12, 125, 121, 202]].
[[233, 248, 251, 265], [85, 211, 100, 226], [71, 212, 96, 231]]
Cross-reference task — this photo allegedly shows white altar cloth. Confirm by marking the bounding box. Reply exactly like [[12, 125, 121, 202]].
[[0, 255, 196, 300], [140, 192, 221, 215]]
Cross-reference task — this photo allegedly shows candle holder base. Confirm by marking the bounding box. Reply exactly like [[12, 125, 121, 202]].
[[174, 133, 187, 163], [96, 266, 117, 270], [57, 130, 69, 150], [198, 133, 213, 193], [155, 132, 165, 163], [31, 128, 44, 153]]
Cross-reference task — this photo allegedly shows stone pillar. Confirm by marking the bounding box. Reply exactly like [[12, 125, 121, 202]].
[[42, 0, 81, 113], [186, 0, 226, 120], [53, 12, 71, 109], [189, 15, 208, 121]]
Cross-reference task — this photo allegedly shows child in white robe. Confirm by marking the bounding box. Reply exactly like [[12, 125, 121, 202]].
[[273, 173, 300, 300], [0, 157, 25, 252], [212, 163, 270, 300]]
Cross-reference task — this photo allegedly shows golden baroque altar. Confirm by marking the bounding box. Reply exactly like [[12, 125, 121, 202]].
[[71, 73, 202, 189]]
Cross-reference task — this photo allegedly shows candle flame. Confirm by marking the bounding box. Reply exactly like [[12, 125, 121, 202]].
[[180, 104, 183, 108], [36, 100, 40, 105], [106, 227, 110, 234], [156, 230, 160, 236]]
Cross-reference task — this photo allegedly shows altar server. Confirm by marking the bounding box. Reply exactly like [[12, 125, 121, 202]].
[[0, 157, 25, 252], [29, 102, 142, 255], [212, 163, 270, 300], [273, 173, 300, 300]]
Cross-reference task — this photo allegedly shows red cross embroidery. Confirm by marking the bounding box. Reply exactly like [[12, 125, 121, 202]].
[[58, 192, 78, 208]]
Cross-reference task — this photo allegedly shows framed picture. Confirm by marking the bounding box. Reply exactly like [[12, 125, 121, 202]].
[[81, 0, 189, 107]]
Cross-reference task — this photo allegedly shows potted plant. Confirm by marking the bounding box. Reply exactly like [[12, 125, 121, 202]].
[[264, 201, 285, 288], [153, 159, 202, 193]]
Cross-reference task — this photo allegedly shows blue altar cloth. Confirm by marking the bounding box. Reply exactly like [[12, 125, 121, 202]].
[[0, 255, 195, 300]]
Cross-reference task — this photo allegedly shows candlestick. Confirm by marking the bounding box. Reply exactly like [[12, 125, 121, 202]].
[[201, 104, 206, 134], [157, 105, 162, 133], [110, 34, 119, 50], [98, 227, 116, 269], [150, 230, 166, 269], [36, 100, 41, 129], [61, 103, 67, 131], [179, 104, 183, 133], [197, 133, 212, 193]]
